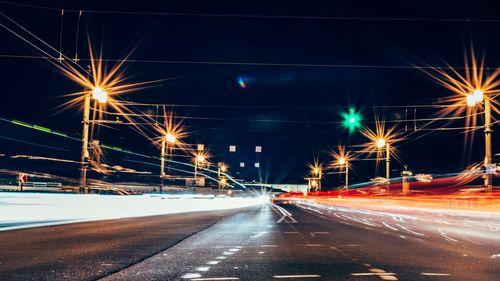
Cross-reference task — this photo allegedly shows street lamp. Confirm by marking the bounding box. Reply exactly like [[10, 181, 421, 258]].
[[376, 138, 386, 149], [308, 163, 323, 191], [81, 85, 108, 193], [160, 132, 177, 181], [466, 89, 493, 188], [92, 86, 108, 104], [375, 138, 390, 181], [338, 157, 349, 192], [194, 152, 208, 179], [217, 163, 228, 190]]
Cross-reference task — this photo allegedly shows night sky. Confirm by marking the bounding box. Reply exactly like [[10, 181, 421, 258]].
[[1, 1, 499, 186]]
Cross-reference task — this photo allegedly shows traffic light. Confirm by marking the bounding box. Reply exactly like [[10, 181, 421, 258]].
[[342, 108, 362, 133]]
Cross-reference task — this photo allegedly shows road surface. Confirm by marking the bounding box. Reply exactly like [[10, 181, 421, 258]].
[[1, 201, 499, 280]]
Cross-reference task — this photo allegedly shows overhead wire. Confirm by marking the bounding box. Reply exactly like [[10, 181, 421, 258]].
[[1, 1, 500, 23]]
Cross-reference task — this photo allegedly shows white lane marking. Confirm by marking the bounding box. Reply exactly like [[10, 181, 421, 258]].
[[490, 254, 500, 259], [196, 266, 210, 272], [181, 273, 202, 279], [191, 277, 240, 281], [396, 224, 425, 236], [351, 273, 396, 276], [229, 248, 240, 252], [273, 274, 321, 279], [421, 273, 451, 276], [222, 251, 234, 255], [380, 276, 398, 280], [352, 267, 398, 280], [274, 205, 292, 216], [216, 256, 226, 260], [382, 222, 399, 231], [258, 251, 265, 254], [206, 261, 220, 265], [274, 205, 298, 223], [261, 244, 279, 248], [277, 215, 298, 224]]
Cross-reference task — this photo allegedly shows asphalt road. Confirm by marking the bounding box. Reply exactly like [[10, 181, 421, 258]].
[[1, 201, 499, 281], [0, 209, 233, 281]]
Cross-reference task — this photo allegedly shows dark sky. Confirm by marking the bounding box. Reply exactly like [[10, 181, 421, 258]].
[[0, 0, 499, 186]]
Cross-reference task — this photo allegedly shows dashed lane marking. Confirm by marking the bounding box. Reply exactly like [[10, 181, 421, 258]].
[[273, 274, 321, 279], [191, 277, 240, 281], [181, 273, 202, 279], [421, 273, 451, 276]]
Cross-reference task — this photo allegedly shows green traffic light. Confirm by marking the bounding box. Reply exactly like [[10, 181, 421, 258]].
[[342, 108, 362, 132]]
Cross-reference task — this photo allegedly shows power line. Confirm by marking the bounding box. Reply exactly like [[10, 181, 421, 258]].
[[1, 1, 500, 23], [0, 53, 487, 70], [93, 107, 480, 125]]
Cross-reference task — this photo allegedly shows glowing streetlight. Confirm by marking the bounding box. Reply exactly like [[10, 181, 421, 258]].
[[193, 152, 209, 179], [160, 132, 178, 189], [165, 132, 176, 144], [332, 147, 351, 192], [220, 164, 227, 173], [375, 138, 391, 182], [92, 86, 108, 104], [313, 167, 320, 175], [80, 84, 108, 193], [376, 138, 386, 149], [217, 163, 228, 190], [473, 89, 484, 103], [197, 154, 206, 163], [466, 88, 493, 188], [307, 162, 323, 192], [338, 157, 346, 165]]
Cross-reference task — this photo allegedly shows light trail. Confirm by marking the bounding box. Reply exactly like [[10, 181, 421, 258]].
[[0, 193, 267, 231]]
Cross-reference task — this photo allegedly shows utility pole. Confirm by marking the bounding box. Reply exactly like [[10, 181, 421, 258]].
[[484, 97, 493, 191], [386, 143, 391, 193], [80, 92, 90, 193], [345, 161, 349, 192], [160, 137, 166, 193]]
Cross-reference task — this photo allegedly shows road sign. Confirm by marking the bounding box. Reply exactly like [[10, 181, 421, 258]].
[[18, 173, 28, 184]]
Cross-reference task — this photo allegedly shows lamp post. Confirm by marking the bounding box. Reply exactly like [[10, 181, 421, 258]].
[[80, 86, 107, 193], [217, 163, 228, 191], [194, 154, 206, 179], [160, 132, 176, 192], [375, 138, 390, 181], [312, 165, 322, 191], [338, 157, 349, 192], [467, 89, 493, 189]]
